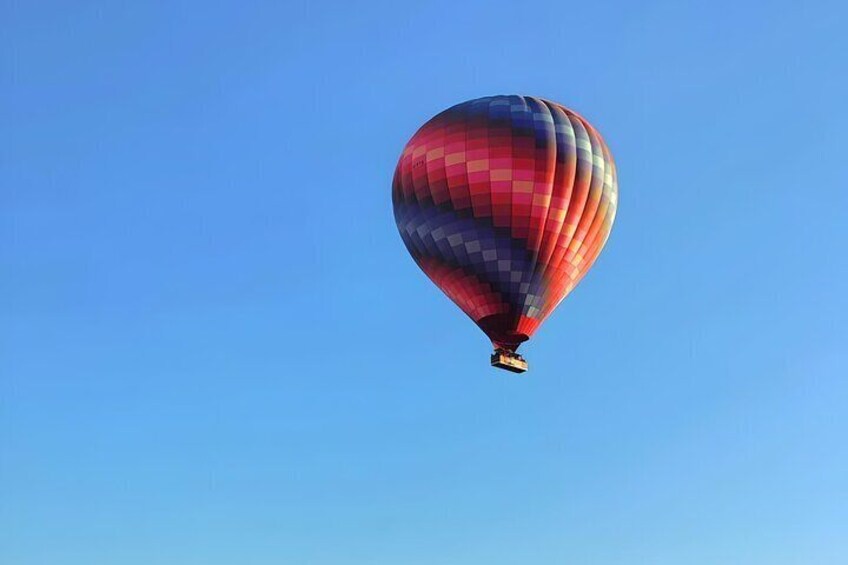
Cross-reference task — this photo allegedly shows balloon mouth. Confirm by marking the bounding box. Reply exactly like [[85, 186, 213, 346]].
[[491, 336, 529, 353], [477, 314, 530, 353]]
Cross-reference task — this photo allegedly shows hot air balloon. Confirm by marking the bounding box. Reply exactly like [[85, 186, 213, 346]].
[[392, 95, 617, 373]]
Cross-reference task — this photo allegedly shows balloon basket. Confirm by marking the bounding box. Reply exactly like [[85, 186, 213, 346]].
[[490, 350, 528, 374]]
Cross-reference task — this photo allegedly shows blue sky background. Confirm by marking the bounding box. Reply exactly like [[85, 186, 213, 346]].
[[3, 1, 847, 563]]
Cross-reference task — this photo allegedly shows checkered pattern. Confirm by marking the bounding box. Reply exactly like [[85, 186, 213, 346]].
[[393, 95, 618, 352]]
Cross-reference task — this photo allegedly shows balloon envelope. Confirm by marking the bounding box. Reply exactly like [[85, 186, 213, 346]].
[[392, 95, 617, 353]]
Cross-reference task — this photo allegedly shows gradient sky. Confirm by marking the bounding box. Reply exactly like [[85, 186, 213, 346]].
[[3, 1, 847, 564]]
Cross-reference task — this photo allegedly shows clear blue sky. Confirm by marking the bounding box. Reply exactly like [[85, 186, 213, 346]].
[[3, 1, 847, 563]]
